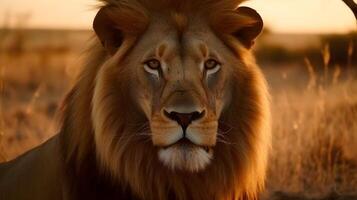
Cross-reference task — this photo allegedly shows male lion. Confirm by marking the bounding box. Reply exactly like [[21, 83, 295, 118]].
[[0, 0, 271, 199]]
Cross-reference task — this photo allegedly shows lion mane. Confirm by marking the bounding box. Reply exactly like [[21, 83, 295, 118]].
[[60, 1, 271, 200], [0, 0, 271, 200]]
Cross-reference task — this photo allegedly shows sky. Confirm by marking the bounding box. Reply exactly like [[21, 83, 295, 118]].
[[0, 0, 356, 34]]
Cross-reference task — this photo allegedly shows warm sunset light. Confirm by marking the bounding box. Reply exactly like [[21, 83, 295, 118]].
[[1, 0, 357, 199], [243, 0, 357, 33], [0, 0, 356, 33]]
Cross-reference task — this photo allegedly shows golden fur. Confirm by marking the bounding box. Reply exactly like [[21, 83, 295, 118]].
[[0, 0, 271, 200]]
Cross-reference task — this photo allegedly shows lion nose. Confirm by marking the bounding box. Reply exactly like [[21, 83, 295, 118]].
[[164, 110, 205, 131]]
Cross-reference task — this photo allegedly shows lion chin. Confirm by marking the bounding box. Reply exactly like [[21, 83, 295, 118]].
[[158, 139, 214, 172]]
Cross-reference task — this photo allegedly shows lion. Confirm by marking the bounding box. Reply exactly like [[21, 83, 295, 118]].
[[0, 0, 271, 200]]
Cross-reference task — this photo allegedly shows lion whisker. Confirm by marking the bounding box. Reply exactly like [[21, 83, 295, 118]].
[[217, 127, 233, 135], [216, 133, 233, 145], [218, 121, 238, 130], [133, 122, 151, 133]]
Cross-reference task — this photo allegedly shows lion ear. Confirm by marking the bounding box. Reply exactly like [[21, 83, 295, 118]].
[[234, 7, 263, 49], [93, 7, 124, 55]]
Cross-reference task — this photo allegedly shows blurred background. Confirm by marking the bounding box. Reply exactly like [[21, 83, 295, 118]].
[[0, 0, 356, 199]]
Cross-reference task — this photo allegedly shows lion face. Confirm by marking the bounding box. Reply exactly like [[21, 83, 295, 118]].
[[132, 29, 234, 172], [92, 2, 265, 174]]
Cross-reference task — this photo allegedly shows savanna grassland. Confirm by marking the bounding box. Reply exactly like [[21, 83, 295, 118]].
[[0, 29, 356, 200]]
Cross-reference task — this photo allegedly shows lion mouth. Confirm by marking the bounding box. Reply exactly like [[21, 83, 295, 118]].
[[162, 138, 213, 153], [158, 138, 214, 172]]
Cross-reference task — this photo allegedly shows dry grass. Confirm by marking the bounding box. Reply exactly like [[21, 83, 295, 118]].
[[265, 74, 357, 199], [0, 29, 356, 199], [0, 29, 90, 159], [262, 43, 357, 199]]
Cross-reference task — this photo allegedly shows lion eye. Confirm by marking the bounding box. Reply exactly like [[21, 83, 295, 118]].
[[146, 59, 161, 70], [204, 59, 221, 75], [144, 59, 161, 77]]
